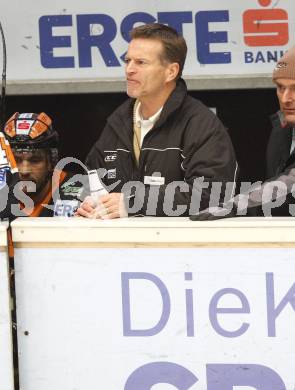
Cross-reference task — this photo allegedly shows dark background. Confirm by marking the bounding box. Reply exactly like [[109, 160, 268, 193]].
[[5, 87, 279, 182]]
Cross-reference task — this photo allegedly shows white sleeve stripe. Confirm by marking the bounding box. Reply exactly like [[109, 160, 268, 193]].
[[229, 162, 239, 198]]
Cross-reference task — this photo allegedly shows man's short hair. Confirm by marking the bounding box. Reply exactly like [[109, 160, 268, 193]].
[[130, 23, 187, 79]]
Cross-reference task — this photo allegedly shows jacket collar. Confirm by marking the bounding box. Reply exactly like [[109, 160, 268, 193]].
[[107, 78, 187, 148], [154, 78, 187, 129]]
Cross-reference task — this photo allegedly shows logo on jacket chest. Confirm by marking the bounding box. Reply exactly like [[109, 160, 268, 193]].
[[104, 153, 117, 162]]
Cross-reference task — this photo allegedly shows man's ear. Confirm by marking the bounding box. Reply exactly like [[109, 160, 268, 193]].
[[166, 62, 180, 82]]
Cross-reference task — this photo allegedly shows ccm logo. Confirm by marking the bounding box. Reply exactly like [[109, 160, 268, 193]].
[[104, 154, 117, 162]]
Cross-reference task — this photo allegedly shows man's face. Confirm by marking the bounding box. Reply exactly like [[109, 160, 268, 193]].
[[275, 79, 295, 125], [13, 149, 52, 194], [125, 38, 175, 100]]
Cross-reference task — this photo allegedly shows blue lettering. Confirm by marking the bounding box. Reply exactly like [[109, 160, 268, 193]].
[[245, 50, 286, 64], [39, 15, 74, 68], [125, 362, 286, 390], [158, 12, 193, 35], [77, 14, 120, 67], [266, 272, 295, 337], [39, 11, 236, 69], [54, 204, 63, 215], [120, 12, 155, 61], [245, 51, 254, 63], [195, 10, 231, 64], [121, 272, 170, 336], [209, 288, 250, 337], [256, 51, 266, 63], [207, 364, 286, 390], [121, 12, 155, 43], [63, 204, 73, 216], [267, 51, 279, 63], [185, 272, 195, 337], [125, 362, 198, 390]]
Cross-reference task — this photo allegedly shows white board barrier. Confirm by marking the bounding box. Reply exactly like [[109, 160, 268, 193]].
[[11, 216, 295, 390], [0, 223, 14, 390]]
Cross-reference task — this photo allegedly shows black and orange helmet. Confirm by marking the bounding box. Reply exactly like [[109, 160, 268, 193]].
[[4, 112, 58, 150]]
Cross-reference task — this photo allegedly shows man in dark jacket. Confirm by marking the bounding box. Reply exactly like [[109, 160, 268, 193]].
[[266, 111, 293, 180], [191, 44, 295, 220], [77, 23, 237, 219], [262, 110, 295, 216]]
